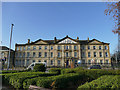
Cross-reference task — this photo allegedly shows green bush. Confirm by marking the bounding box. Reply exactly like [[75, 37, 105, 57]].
[[36, 73, 89, 89], [78, 75, 120, 89], [49, 68, 62, 74], [3, 72, 58, 89], [33, 64, 46, 72]]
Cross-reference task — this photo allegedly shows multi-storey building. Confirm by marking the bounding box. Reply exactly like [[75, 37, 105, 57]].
[[15, 36, 111, 67], [0, 46, 15, 68]]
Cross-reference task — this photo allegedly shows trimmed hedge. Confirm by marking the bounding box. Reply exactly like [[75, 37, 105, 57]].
[[78, 75, 120, 89], [49, 68, 62, 74], [33, 64, 46, 72], [37, 73, 89, 89], [23, 73, 89, 89], [2, 72, 58, 89]]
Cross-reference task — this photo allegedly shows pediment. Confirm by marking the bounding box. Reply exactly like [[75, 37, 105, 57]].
[[58, 38, 77, 44], [89, 39, 103, 44], [35, 40, 48, 44]]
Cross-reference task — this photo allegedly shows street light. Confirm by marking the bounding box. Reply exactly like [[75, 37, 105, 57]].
[[7, 24, 14, 70]]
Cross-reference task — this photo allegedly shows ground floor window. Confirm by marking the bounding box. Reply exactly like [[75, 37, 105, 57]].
[[58, 60, 60, 65], [100, 60, 103, 65], [38, 60, 41, 62], [26, 59, 29, 66], [106, 60, 109, 64], [51, 60, 53, 65], [33, 60, 35, 63], [15, 60, 18, 66], [21, 60, 25, 66], [88, 60, 91, 65]]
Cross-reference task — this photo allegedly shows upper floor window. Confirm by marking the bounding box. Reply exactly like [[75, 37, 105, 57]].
[[69, 46, 71, 50], [39, 46, 42, 50], [19, 52, 22, 57], [93, 46, 96, 50], [44, 52, 47, 57], [105, 52, 108, 57], [58, 46, 61, 50], [99, 52, 102, 57], [45, 46, 47, 50], [16, 52, 18, 57], [27, 46, 30, 50], [20, 47, 22, 51], [74, 52, 77, 57], [105, 46, 107, 50], [27, 52, 30, 57], [88, 52, 91, 57], [17, 47, 19, 51], [94, 52, 96, 57], [51, 46, 53, 50], [33, 46, 36, 50], [66, 52, 69, 57], [88, 46, 90, 50], [82, 46, 85, 50], [58, 52, 61, 57], [74, 46, 77, 50], [39, 52, 41, 57], [66, 46, 69, 50], [82, 52, 85, 57], [99, 46, 101, 50], [23, 52, 25, 57], [23, 46, 25, 50], [51, 52, 53, 57], [33, 52, 36, 57]]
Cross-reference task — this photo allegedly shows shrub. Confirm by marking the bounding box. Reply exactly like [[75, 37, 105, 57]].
[[33, 64, 46, 72], [3, 72, 58, 89], [36, 73, 89, 89], [77, 75, 120, 89], [49, 68, 62, 74]]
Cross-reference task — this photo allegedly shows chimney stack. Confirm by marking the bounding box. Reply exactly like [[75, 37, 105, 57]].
[[87, 37, 89, 42], [77, 37, 79, 40], [54, 37, 57, 43], [28, 39, 30, 43]]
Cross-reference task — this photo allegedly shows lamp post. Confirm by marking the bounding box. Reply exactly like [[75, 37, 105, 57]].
[[7, 24, 14, 70]]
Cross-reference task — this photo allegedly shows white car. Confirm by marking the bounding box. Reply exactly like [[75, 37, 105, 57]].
[[26, 62, 47, 70]]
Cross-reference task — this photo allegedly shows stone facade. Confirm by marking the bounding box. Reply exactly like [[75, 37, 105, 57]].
[[0, 46, 15, 68], [15, 36, 111, 67]]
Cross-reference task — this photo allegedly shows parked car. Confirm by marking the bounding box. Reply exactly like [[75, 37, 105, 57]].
[[26, 62, 47, 70], [88, 65, 101, 69]]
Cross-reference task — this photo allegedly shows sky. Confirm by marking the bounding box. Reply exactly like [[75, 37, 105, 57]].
[[2, 2, 118, 54]]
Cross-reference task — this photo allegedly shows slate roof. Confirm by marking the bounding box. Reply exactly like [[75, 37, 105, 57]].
[[16, 35, 109, 46], [0, 46, 14, 51]]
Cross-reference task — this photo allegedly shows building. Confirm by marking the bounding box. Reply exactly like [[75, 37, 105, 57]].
[[0, 46, 15, 68], [15, 35, 111, 67]]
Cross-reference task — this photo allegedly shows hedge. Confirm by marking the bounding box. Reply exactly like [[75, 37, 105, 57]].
[[23, 72, 90, 89], [78, 75, 120, 89], [49, 68, 62, 74], [61, 68, 120, 79], [2, 72, 58, 89]]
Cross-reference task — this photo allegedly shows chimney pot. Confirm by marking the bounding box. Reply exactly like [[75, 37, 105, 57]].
[[77, 37, 79, 40], [54, 37, 57, 43], [28, 39, 30, 43], [88, 37, 89, 42]]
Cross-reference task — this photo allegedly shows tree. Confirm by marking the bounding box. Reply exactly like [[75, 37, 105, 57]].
[[104, 2, 120, 34]]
